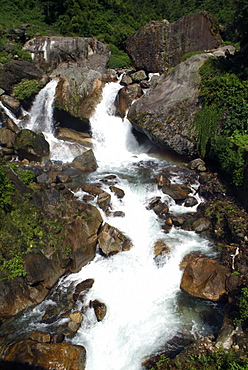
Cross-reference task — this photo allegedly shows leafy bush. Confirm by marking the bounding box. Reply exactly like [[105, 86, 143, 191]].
[[239, 287, 248, 323], [0, 167, 14, 212], [107, 44, 132, 68], [13, 79, 41, 101]]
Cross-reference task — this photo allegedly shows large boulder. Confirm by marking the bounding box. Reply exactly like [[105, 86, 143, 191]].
[[54, 67, 104, 121], [14, 128, 50, 161], [0, 340, 86, 370], [71, 149, 98, 172], [98, 222, 132, 256], [124, 12, 222, 73], [0, 60, 42, 93], [23, 36, 110, 73], [0, 277, 49, 319], [180, 257, 229, 301], [127, 52, 211, 157]]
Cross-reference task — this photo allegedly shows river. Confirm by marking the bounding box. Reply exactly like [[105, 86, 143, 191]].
[[0, 78, 222, 370]]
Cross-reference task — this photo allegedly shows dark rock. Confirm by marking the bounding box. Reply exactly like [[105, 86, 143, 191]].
[[14, 128, 50, 161], [192, 217, 211, 232], [109, 185, 125, 199], [184, 196, 198, 207], [97, 191, 111, 212], [90, 299, 107, 321], [73, 278, 95, 302], [0, 61, 42, 93]]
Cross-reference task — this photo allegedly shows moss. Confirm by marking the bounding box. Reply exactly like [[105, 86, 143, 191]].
[[13, 78, 42, 101]]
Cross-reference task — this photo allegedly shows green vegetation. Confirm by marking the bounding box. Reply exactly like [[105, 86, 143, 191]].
[[149, 348, 248, 370], [239, 287, 248, 324], [0, 161, 66, 280], [195, 56, 248, 187], [13, 79, 42, 101], [0, 0, 248, 67]]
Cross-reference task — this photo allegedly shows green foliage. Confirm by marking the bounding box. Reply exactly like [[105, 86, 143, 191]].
[[13, 79, 42, 101], [195, 106, 222, 157], [108, 44, 132, 68], [239, 287, 248, 323], [210, 136, 245, 186], [181, 51, 203, 62], [149, 348, 248, 370], [195, 57, 248, 187], [0, 167, 14, 212], [8, 163, 37, 185]]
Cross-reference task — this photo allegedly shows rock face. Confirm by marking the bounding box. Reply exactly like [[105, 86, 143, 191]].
[[23, 36, 110, 73], [1, 340, 86, 370], [124, 12, 222, 73], [127, 53, 211, 157], [180, 257, 229, 301], [0, 60, 42, 93]]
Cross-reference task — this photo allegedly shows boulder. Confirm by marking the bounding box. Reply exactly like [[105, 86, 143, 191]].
[[29, 330, 51, 343], [23, 36, 110, 73], [127, 52, 211, 157], [71, 149, 98, 172], [162, 183, 191, 201], [14, 128, 50, 161], [124, 12, 222, 73], [0, 60, 42, 93], [1, 94, 21, 113], [90, 299, 107, 321], [114, 84, 142, 118], [54, 68, 103, 121], [98, 222, 132, 256], [180, 257, 229, 301], [73, 279, 95, 302], [1, 340, 86, 370], [97, 191, 111, 211], [109, 185, 125, 199]]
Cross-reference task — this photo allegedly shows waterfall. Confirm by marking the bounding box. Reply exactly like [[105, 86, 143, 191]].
[[1, 79, 221, 369]]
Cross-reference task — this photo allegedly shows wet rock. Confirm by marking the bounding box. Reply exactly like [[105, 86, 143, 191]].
[[56, 127, 92, 148], [109, 185, 125, 199], [172, 216, 185, 226], [71, 149, 98, 172], [98, 222, 132, 256], [90, 299, 107, 321], [154, 240, 170, 257], [162, 183, 191, 202], [97, 191, 111, 211], [180, 257, 229, 301], [73, 278, 95, 302], [152, 200, 169, 218], [29, 330, 51, 343], [114, 83, 142, 118], [192, 217, 211, 232], [120, 73, 133, 86], [70, 311, 83, 324], [130, 70, 147, 83], [1, 340, 86, 370], [1, 94, 20, 113], [184, 196, 198, 207], [68, 320, 81, 335]]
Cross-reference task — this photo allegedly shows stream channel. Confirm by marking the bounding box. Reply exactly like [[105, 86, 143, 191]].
[[0, 78, 223, 370]]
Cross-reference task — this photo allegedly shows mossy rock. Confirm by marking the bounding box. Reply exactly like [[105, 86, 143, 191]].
[[14, 129, 50, 161]]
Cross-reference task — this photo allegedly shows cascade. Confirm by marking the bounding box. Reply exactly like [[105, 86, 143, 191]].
[[1, 79, 222, 369]]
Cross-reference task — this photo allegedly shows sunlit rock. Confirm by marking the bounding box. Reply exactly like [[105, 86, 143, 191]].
[[180, 257, 229, 301]]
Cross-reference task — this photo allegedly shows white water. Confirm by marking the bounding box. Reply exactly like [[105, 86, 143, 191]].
[[64, 81, 216, 369], [2, 79, 219, 369]]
